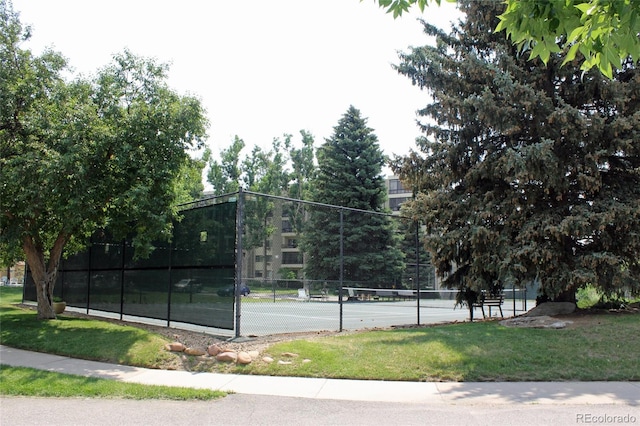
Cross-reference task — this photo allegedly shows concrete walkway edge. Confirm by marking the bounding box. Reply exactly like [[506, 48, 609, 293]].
[[1, 345, 639, 406]]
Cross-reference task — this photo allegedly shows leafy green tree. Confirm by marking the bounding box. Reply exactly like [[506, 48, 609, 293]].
[[242, 137, 291, 280], [391, 1, 640, 303], [303, 106, 404, 286], [287, 130, 317, 236], [173, 150, 209, 205], [242, 137, 291, 195], [369, 0, 640, 77], [0, 3, 208, 318], [289, 130, 317, 202], [207, 133, 307, 279], [207, 136, 245, 196]]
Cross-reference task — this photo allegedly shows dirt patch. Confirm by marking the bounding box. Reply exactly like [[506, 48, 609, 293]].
[[554, 305, 640, 329], [54, 308, 344, 354], [500, 315, 573, 328]]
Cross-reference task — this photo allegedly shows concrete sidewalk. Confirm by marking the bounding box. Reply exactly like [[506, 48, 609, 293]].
[[1, 345, 639, 406]]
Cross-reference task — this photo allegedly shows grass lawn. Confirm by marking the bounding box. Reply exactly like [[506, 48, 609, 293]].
[[2, 285, 639, 385], [0, 286, 224, 400], [242, 314, 640, 381], [0, 365, 224, 400]]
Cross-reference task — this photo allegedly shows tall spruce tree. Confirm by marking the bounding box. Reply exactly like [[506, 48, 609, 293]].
[[303, 106, 404, 286], [392, 1, 640, 303]]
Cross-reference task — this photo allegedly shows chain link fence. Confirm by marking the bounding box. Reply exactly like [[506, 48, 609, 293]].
[[23, 190, 535, 337]]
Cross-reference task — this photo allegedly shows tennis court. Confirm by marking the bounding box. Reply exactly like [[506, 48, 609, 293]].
[[236, 290, 534, 336]]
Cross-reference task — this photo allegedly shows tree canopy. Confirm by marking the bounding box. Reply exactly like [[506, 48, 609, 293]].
[[0, 2, 208, 318], [303, 106, 404, 286], [391, 1, 640, 302], [368, 0, 640, 78]]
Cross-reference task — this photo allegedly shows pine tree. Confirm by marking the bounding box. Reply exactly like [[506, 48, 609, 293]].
[[303, 106, 404, 286], [392, 1, 640, 302]]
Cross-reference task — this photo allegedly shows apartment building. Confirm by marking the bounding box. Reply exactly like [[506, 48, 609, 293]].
[[246, 176, 414, 281], [385, 175, 412, 214]]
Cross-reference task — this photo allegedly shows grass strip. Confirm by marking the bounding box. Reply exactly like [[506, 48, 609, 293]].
[[0, 365, 224, 400]]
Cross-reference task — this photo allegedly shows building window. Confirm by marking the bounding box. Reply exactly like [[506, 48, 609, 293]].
[[388, 179, 408, 194], [389, 197, 410, 211], [286, 238, 298, 248], [282, 252, 303, 265]]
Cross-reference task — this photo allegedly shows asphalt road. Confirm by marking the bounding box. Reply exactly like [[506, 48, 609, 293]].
[[2, 395, 639, 426]]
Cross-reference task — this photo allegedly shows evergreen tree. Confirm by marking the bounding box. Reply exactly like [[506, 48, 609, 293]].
[[397, 218, 435, 290], [303, 106, 404, 286], [392, 1, 640, 302]]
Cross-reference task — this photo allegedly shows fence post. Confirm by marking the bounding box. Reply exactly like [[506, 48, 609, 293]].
[[235, 188, 244, 339], [85, 241, 92, 315], [339, 208, 344, 332], [415, 219, 421, 325], [167, 237, 173, 328], [119, 239, 125, 321]]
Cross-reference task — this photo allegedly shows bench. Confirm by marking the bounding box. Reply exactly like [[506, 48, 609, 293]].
[[346, 288, 359, 301], [297, 288, 310, 301], [473, 293, 504, 319]]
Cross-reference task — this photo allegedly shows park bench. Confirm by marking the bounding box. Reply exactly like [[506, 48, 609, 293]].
[[473, 293, 505, 319], [297, 288, 310, 301], [346, 288, 359, 301]]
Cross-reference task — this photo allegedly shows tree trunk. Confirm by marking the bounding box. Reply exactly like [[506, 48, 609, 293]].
[[553, 287, 577, 304], [22, 232, 68, 320]]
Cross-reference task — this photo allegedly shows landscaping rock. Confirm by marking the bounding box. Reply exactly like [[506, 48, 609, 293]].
[[247, 350, 260, 360], [237, 351, 252, 365], [165, 342, 186, 352], [207, 344, 223, 356], [523, 302, 576, 317], [216, 351, 238, 363], [184, 347, 207, 356], [262, 356, 274, 363], [281, 352, 299, 358], [500, 315, 573, 329]]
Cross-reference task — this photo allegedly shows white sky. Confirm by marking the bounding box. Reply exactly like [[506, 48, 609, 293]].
[[12, 0, 460, 174]]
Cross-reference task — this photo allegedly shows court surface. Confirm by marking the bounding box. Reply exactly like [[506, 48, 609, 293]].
[[64, 295, 534, 338], [237, 298, 533, 336]]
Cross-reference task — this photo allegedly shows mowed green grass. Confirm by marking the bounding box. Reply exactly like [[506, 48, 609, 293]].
[[0, 286, 223, 400], [2, 285, 640, 385], [0, 365, 224, 400], [241, 314, 640, 381]]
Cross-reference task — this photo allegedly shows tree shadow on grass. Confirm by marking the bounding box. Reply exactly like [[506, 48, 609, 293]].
[[0, 307, 160, 366]]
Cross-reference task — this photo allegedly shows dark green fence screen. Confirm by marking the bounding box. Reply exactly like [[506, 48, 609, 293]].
[[24, 196, 237, 330]]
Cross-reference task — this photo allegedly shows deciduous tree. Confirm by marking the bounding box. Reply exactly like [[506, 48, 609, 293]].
[[0, 3, 208, 318], [368, 0, 640, 77]]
